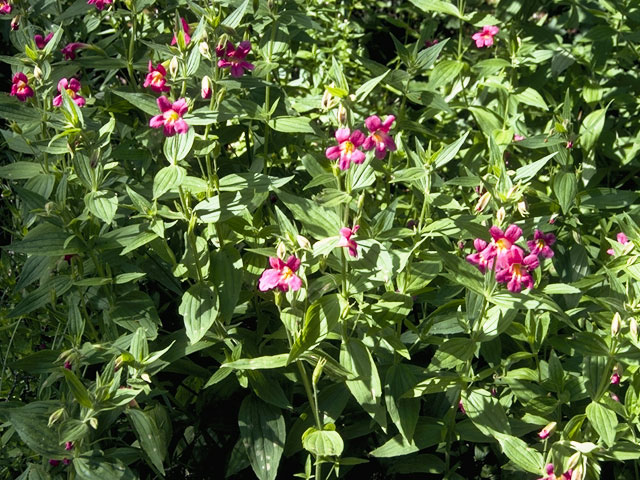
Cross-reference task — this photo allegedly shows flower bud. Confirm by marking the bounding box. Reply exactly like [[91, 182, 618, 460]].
[[33, 65, 43, 82], [538, 421, 556, 439], [201, 75, 212, 99], [337, 103, 348, 126], [215, 35, 229, 58], [297, 235, 311, 250], [216, 87, 226, 107], [11, 16, 19, 31], [48, 408, 65, 427], [611, 312, 621, 337], [199, 41, 211, 60], [89, 417, 99, 429], [321, 89, 332, 110], [357, 192, 365, 211], [611, 365, 621, 384], [474, 191, 491, 213], [169, 56, 179, 78], [312, 357, 326, 386], [630, 317, 638, 338], [571, 463, 584, 480], [517, 199, 529, 217], [496, 207, 506, 225], [277, 242, 286, 259], [506, 185, 519, 200]]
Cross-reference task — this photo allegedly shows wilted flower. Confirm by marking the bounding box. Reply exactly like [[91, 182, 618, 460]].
[[466, 239, 495, 274], [53, 78, 86, 107], [61, 42, 87, 60], [472, 25, 499, 48], [538, 421, 556, 440], [87, 0, 112, 10], [35, 32, 54, 49], [201, 75, 212, 99], [338, 225, 360, 258], [258, 256, 302, 292], [149, 96, 189, 137], [362, 115, 397, 159], [10, 73, 34, 102], [0, 0, 11, 14], [517, 200, 529, 216], [607, 232, 629, 256], [216, 41, 255, 77], [143, 61, 170, 93], [527, 229, 556, 258], [325, 128, 366, 170], [171, 17, 191, 46], [495, 247, 539, 292]]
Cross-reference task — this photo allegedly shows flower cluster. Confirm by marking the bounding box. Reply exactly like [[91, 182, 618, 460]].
[[216, 41, 255, 78], [467, 226, 556, 293], [325, 115, 396, 170]]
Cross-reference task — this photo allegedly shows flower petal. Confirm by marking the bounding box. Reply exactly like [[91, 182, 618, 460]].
[[258, 269, 281, 291], [364, 115, 381, 132]]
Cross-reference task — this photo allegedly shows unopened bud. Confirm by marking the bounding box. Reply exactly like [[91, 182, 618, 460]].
[[321, 89, 332, 110], [215, 35, 229, 58], [474, 191, 491, 213], [630, 317, 638, 338], [612, 312, 622, 336], [571, 463, 584, 480], [566, 452, 581, 471], [89, 417, 99, 430], [141, 372, 151, 383], [312, 357, 326, 386], [169, 56, 179, 78], [216, 87, 226, 107], [48, 408, 65, 427], [11, 16, 19, 31], [277, 242, 286, 259], [33, 65, 42, 81], [517, 199, 529, 217], [496, 207, 506, 225], [538, 421, 556, 439], [201, 75, 212, 99], [506, 185, 519, 200], [611, 364, 622, 384], [199, 41, 211, 60], [297, 235, 311, 250], [357, 192, 365, 211], [337, 103, 348, 126]]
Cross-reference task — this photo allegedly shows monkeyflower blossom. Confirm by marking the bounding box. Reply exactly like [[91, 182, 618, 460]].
[[538, 421, 556, 440], [527, 229, 556, 258], [87, 0, 112, 10], [472, 25, 499, 48], [338, 225, 359, 258], [61, 42, 87, 60], [325, 128, 366, 170], [171, 18, 191, 46], [495, 247, 539, 293], [143, 61, 170, 93], [10, 73, 34, 102], [149, 96, 189, 137], [216, 41, 255, 78], [34, 32, 54, 49], [65, 442, 73, 451], [611, 371, 620, 385], [466, 238, 495, 274], [53, 78, 86, 107], [0, 0, 11, 14], [258, 256, 302, 292], [489, 224, 522, 269], [538, 464, 572, 480], [362, 114, 397, 159], [607, 232, 629, 256]]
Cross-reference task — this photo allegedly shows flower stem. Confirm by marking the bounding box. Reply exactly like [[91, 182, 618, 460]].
[[127, 8, 138, 89]]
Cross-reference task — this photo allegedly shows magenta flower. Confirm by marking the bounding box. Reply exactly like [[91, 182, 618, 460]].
[[10, 15, 18, 30], [527, 230, 556, 258], [149, 96, 189, 137], [607, 232, 629, 255], [87, 0, 112, 10], [513, 134, 525, 141], [64, 360, 72, 369], [466, 238, 495, 274], [325, 128, 366, 170], [0, 0, 11, 14], [65, 441, 73, 451], [489, 224, 522, 269], [425, 39, 439, 47], [338, 225, 360, 258], [362, 115, 397, 159], [217, 41, 255, 78], [201, 75, 212, 99], [472, 25, 499, 48], [538, 421, 556, 440], [10, 73, 34, 102], [538, 464, 572, 480], [258, 256, 302, 292], [495, 247, 539, 293], [611, 372, 620, 385], [61, 42, 87, 60], [35, 32, 54, 49], [49, 459, 60, 467], [143, 61, 170, 93], [53, 78, 85, 107], [171, 18, 191, 46]]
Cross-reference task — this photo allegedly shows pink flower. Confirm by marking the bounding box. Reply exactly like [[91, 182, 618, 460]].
[[0, 0, 11, 14], [258, 256, 302, 292], [362, 115, 397, 159], [527, 230, 556, 258], [53, 78, 86, 107], [64, 360, 72, 369], [458, 401, 466, 414], [61, 42, 87, 60], [201, 75, 212, 99], [538, 421, 556, 440], [87, 0, 112, 10], [513, 134, 525, 141], [495, 247, 539, 293], [62, 458, 71, 465], [466, 238, 495, 274], [35, 32, 54, 49], [149, 96, 189, 136], [143, 61, 170, 93], [338, 225, 359, 257], [217, 41, 255, 77], [472, 25, 499, 48], [607, 232, 629, 256], [65, 441, 73, 451], [171, 18, 191, 46], [325, 128, 366, 170], [611, 392, 620, 402], [611, 372, 620, 385], [489, 224, 522, 269], [425, 39, 439, 47], [10, 15, 18, 30], [10, 73, 34, 102]]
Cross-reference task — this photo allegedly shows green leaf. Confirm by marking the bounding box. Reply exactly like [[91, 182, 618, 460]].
[[355, 70, 390, 101], [385, 364, 419, 442], [153, 165, 186, 199], [542, 283, 581, 295], [514, 87, 548, 110], [288, 294, 343, 363], [268, 116, 314, 133], [163, 128, 195, 163], [0, 161, 43, 180], [85, 190, 118, 224], [8, 275, 73, 318], [513, 152, 557, 183], [461, 389, 511, 436], [222, 0, 249, 28], [4, 223, 81, 256], [586, 401, 617, 447], [223, 354, 289, 370], [178, 282, 219, 344], [582, 355, 609, 400], [429, 60, 464, 89], [62, 369, 93, 408], [112, 90, 159, 115], [580, 104, 609, 153], [302, 428, 344, 456], [434, 131, 469, 169], [74, 453, 137, 480], [409, 0, 464, 18], [553, 171, 577, 214], [211, 246, 243, 322], [194, 190, 264, 223], [238, 396, 286, 480], [415, 39, 449, 72], [219, 172, 294, 192], [495, 433, 544, 474], [276, 190, 342, 239], [126, 409, 166, 474], [6, 402, 64, 457]]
